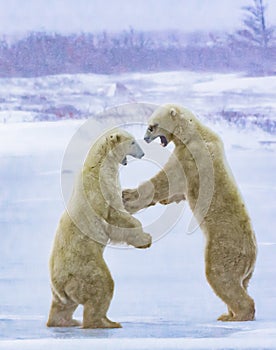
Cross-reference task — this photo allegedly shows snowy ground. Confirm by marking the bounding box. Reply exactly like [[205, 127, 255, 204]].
[[0, 72, 276, 349], [0, 71, 275, 129]]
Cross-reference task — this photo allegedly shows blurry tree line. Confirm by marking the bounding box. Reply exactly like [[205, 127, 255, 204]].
[[0, 0, 274, 77]]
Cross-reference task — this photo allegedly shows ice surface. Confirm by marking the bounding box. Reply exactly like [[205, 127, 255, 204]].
[[0, 72, 276, 349]]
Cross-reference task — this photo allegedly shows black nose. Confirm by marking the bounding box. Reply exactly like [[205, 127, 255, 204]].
[[144, 136, 151, 143]]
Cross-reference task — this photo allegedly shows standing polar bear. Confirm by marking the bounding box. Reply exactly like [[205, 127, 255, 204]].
[[47, 129, 151, 328], [123, 104, 257, 322]]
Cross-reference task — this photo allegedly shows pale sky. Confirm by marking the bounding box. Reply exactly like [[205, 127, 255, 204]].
[[0, 0, 275, 35]]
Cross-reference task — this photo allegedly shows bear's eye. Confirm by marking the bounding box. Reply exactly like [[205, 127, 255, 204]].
[[131, 141, 135, 145], [148, 123, 158, 132]]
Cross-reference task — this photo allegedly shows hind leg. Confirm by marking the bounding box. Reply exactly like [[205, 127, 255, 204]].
[[206, 269, 255, 322], [83, 301, 122, 329], [243, 272, 253, 291], [217, 288, 255, 321], [47, 294, 80, 327], [82, 265, 121, 329]]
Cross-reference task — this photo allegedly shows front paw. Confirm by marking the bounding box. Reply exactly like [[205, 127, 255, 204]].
[[122, 188, 140, 213], [132, 233, 152, 249]]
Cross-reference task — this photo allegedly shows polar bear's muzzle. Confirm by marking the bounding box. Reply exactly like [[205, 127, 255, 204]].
[[129, 141, 144, 159], [144, 133, 168, 147], [121, 141, 144, 166], [121, 157, 128, 166], [144, 123, 169, 147]]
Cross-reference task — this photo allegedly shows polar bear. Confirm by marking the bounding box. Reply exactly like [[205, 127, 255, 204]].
[[123, 104, 257, 322], [47, 129, 152, 328]]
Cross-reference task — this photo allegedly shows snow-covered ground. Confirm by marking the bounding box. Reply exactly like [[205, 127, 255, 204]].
[[0, 72, 276, 349], [0, 71, 275, 130]]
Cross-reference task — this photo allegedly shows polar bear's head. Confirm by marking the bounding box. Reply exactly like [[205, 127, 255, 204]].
[[144, 104, 194, 146], [107, 129, 144, 166]]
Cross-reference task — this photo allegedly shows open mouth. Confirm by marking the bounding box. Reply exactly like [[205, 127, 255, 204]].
[[160, 135, 168, 147], [121, 157, 127, 166]]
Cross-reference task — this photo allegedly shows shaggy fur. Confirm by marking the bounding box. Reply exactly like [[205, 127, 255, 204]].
[[123, 104, 257, 321], [47, 129, 151, 328]]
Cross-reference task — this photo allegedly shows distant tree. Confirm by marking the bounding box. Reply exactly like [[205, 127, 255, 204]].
[[232, 0, 275, 74], [96, 31, 110, 50], [168, 32, 180, 48], [135, 32, 153, 49], [238, 0, 274, 49], [121, 27, 135, 48]]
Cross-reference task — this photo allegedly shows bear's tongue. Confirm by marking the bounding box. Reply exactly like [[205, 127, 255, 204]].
[[160, 135, 168, 147]]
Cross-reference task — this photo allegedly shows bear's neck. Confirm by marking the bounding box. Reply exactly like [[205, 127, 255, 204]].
[[100, 156, 123, 209], [101, 155, 119, 175]]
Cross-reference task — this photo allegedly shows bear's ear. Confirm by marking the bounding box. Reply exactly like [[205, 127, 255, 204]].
[[170, 108, 177, 119], [109, 133, 120, 143]]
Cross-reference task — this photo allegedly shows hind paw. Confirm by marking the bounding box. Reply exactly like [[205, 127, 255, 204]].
[[47, 318, 81, 327], [218, 313, 255, 322], [218, 313, 233, 321], [82, 317, 122, 329]]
